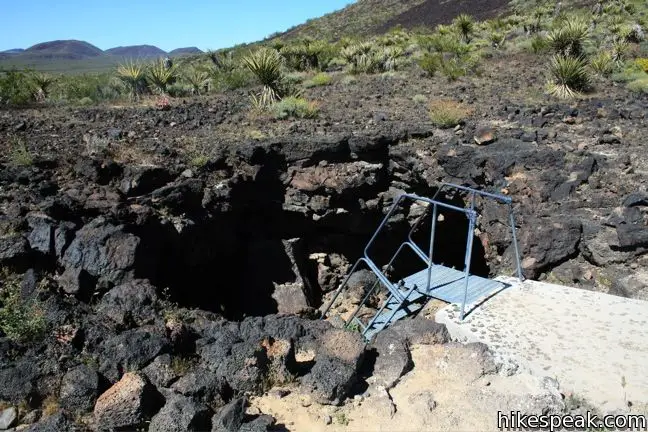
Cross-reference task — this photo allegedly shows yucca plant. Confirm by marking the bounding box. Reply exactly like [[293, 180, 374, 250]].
[[547, 17, 590, 58], [183, 68, 211, 95], [207, 50, 237, 73], [547, 55, 591, 98], [377, 46, 404, 71], [454, 14, 475, 43], [31, 73, 55, 102], [612, 40, 630, 65], [243, 48, 286, 107], [146, 58, 177, 94], [242, 48, 283, 90], [116, 61, 146, 100], [590, 51, 614, 76]]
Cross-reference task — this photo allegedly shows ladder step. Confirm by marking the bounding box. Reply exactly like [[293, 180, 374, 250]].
[[369, 303, 423, 328]]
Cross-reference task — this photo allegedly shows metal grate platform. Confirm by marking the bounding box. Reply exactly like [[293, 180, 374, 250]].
[[362, 264, 510, 340], [403, 264, 508, 305]]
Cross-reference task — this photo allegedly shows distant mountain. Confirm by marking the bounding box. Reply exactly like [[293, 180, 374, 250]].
[[169, 47, 203, 57], [25, 40, 103, 59], [1, 49, 24, 54], [105, 45, 167, 58]]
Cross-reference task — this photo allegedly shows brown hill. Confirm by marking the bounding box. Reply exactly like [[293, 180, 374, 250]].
[[25, 40, 104, 59], [275, 0, 510, 41], [105, 45, 167, 58], [377, 0, 510, 32]]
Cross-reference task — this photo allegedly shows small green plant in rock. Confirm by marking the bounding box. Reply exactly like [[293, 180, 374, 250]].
[[530, 34, 550, 54], [0, 269, 47, 343], [412, 94, 428, 103], [270, 97, 319, 119], [547, 55, 591, 98], [488, 31, 507, 49], [636, 58, 648, 73], [9, 136, 33, 167], [304, 72, 332, 88], [428, 100, 471, 128], [170, 356, 195, 376], [335, 412, 350, 426]]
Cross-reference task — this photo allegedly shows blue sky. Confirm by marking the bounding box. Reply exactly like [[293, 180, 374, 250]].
[[1, 0, 354, 51]]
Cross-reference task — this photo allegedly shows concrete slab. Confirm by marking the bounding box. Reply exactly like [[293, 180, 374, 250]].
[[436, 276, 648, 413]]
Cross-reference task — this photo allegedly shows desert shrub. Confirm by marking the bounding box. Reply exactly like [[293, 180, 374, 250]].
[[440, 57, 466, 80], [488, 31, 507, 49], [0, 70, 35, 106], [428, 100, 471, 128], [530, 35, 550, 54], [412, 94, 428, 103], [50, 74, 121, 104], [213, 69, 255, 91], [304, 72, 332, 88], [146, 58, 178, 94], [207, 50, 237, 73], [590, 51, 614, 76], [547, 17, 589, 58], [627, 77, 648, 93], [270, 96, 319, 119], [418, 33, 469, 56], [342, 43, 405, 74], [454, 14, 475, 43], [280, 39, 338, 72], [77, 96, 95, 106], [8, 136, 33, 166], [547, 55, 591, 98], [418, 52, 442, 76], [341, 75, 357, 85], [0, 270, 47, 343], [116, 61, 147, 100], [636, 58, 648, 73], [417, 31, 478, 80]]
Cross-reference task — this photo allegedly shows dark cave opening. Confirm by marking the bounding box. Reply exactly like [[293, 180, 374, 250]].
[[132, 173, 493, 320]]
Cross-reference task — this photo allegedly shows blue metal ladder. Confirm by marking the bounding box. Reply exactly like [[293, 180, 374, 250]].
[[321, 183, 524, 341]]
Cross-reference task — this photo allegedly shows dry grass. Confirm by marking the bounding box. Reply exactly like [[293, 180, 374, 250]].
[[42, 395, 60, 417], [428, 100, 472, 128]]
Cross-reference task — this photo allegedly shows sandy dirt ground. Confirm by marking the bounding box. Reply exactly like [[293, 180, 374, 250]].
[[437, 276, 648, 413], [250, 343, 564, 432]]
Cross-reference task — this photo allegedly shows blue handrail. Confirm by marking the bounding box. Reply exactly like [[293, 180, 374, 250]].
[[320, 183, 524, 335]]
